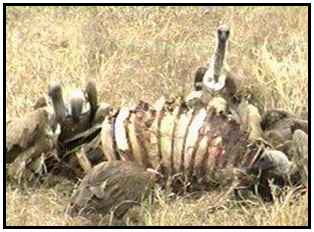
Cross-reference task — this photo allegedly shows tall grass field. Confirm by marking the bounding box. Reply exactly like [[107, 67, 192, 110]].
[[6, 6, 308, 226]]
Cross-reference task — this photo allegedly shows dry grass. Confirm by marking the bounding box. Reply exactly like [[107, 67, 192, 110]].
[[6, 6, 308, 226], [6, 182, 308, 226]]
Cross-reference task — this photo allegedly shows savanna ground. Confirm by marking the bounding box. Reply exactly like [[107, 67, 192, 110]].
[[6, 6, 308, 226]]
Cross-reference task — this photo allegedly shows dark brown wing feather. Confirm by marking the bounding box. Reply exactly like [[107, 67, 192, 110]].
[[6, 108, 50, 163], [67, 161, 155, 218]]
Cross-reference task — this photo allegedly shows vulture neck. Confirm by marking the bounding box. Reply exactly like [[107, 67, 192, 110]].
[[52, 96, 67, 123], [212, 38, 227, 83]]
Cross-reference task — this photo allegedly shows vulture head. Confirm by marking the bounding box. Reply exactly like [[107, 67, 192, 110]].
[[216, 24, 230, 43], [238, 149, 299, 201]]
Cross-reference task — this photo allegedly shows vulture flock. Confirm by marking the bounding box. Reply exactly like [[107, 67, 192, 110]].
[[6, 25, 308, 219]]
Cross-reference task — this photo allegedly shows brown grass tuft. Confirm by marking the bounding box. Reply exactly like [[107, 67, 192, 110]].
[[6, 6, 308, 226]]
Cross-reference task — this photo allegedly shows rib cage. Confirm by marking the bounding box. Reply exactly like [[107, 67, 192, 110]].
[[100, 97, 251, 183]]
